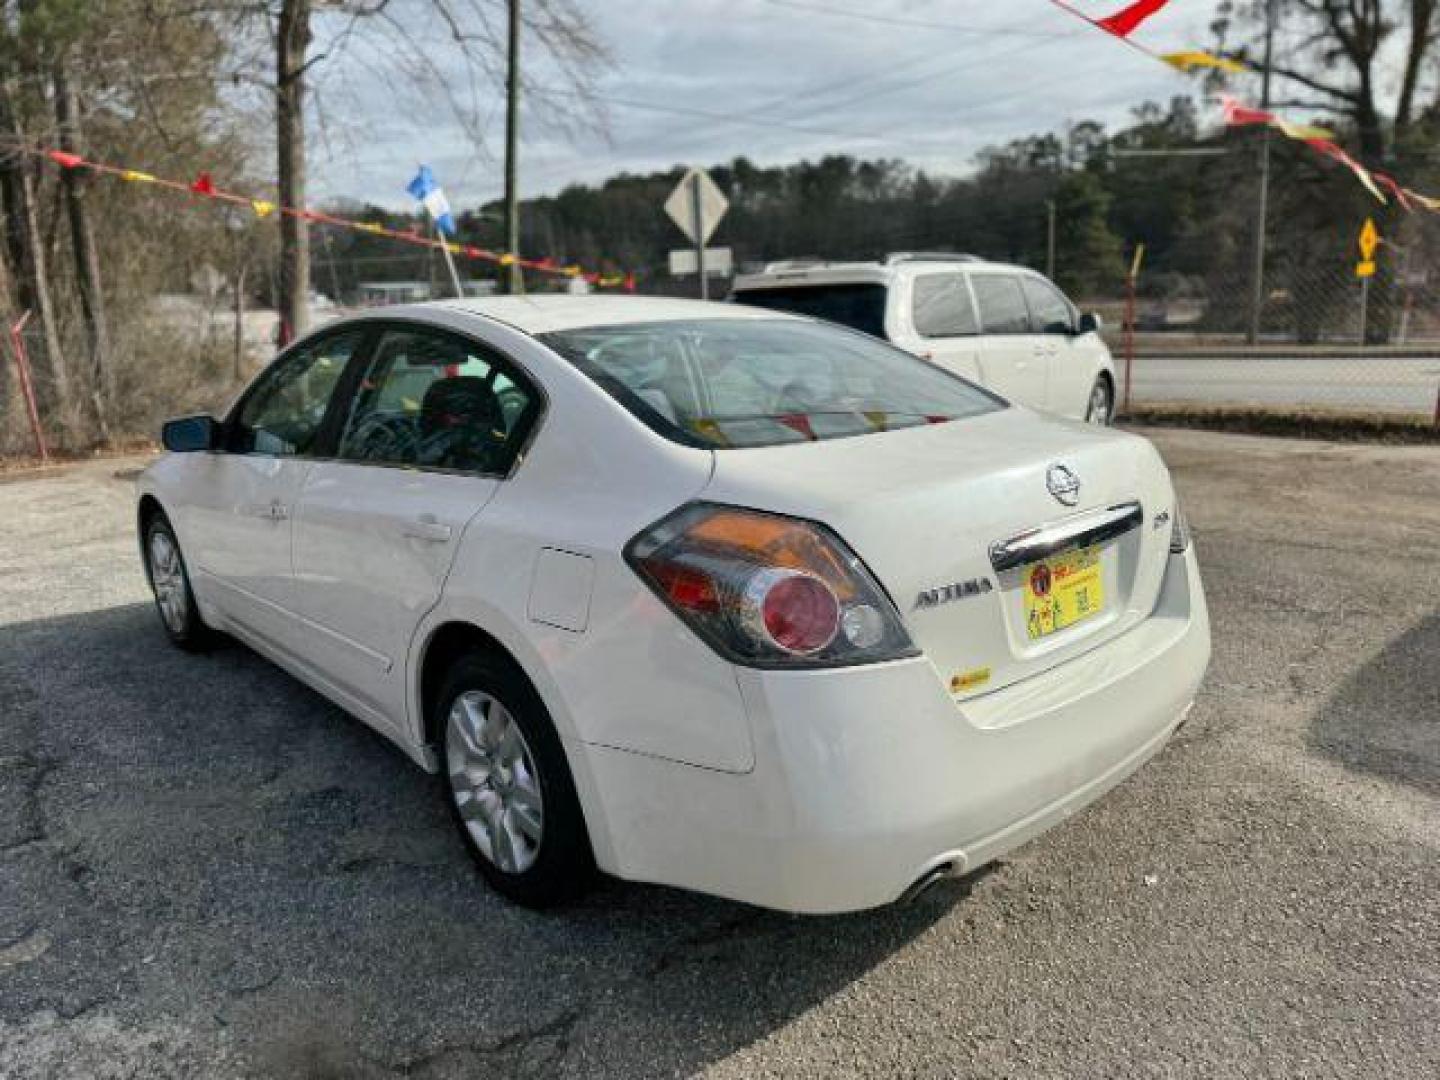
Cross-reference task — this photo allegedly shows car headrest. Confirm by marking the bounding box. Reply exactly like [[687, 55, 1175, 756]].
[[419, 376, 502, 436]]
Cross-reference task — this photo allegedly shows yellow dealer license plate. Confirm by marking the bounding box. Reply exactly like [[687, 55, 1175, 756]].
[[1023, 546, 1105, 641]]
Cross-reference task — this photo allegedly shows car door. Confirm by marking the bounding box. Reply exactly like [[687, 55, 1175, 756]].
[[290, 324, 544, 729], [183, 328, 366, 653], [1021, 275, 1090, 419], [969, 273, 1048, 408], [906, 272, 984, 383]]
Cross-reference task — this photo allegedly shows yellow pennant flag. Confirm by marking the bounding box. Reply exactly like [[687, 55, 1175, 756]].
[[121, 169, 156, 183], [356, 221, 386, 234], [251, 199, 276, 219], [1273, 119, 1335, 142], [498, 253, 516, 266], [1162, 51, 1247, 75], [1405, 189, 1440, 212]]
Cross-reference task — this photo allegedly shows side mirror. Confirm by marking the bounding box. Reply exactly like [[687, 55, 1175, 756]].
[[161, 414, 220, 453], [1077, 311, 1103, 335]]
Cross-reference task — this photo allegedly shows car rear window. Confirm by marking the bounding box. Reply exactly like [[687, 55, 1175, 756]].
[[540, 318, 1002, 450], [730, 284, 888, 339]]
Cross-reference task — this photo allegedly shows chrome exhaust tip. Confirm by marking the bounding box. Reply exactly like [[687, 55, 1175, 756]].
[[900, 861, 955, 904]]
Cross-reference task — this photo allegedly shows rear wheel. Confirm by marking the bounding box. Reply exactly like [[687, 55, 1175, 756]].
[[438, 653, 595, 907], [1085, 376, 1114, 425], [144, 513, 213, 651]]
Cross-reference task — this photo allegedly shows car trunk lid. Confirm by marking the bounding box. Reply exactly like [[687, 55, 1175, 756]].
[[700, 408, 1178, 699]]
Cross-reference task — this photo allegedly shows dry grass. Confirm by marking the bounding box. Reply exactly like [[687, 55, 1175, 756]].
[[1122, 404, 1440, 444]]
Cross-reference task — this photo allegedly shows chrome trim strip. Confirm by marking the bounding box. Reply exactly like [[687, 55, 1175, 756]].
[[989, 501, 1144, 573]]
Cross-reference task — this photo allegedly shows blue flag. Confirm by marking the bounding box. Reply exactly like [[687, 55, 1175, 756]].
[[407, 164, 456, 237]]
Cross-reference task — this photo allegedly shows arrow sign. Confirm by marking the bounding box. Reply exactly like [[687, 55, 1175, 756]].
[[665, 168, 728, 246]]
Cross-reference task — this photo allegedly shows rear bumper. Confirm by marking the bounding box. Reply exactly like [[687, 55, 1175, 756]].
[[582, 547, 1210, 914]]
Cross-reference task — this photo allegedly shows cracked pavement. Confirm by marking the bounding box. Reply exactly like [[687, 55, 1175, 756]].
[[1, 429, 1438, 1078]]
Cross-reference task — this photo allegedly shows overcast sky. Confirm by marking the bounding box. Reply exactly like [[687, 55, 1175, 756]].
[[307, 0, 1233, 210]]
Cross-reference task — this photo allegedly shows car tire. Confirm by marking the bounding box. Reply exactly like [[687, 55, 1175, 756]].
[[143, 512, 215, 652], [1085, 376, 1115, 425], [437, 652, 596, 907]]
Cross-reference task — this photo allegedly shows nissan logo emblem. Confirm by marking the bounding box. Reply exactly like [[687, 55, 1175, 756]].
[[1046, 464, 1081, 507]]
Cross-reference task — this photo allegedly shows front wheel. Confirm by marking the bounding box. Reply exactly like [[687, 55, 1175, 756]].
[[438, 654, 595, 907], [144, 513, 213, 651], [1085, 377, 1115, 425]]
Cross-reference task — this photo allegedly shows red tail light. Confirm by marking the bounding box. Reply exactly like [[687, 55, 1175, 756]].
[[627, 504, 915, 668]]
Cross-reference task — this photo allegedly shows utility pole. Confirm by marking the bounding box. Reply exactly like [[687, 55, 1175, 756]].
[[1045, 199, 1057, 280], [692, 171, 708, 301], [503, 0, 524, 295], [1246, 0, 1277, 346]]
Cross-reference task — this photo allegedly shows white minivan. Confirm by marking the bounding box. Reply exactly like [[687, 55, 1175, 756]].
[[731, 254, 1118, 424]]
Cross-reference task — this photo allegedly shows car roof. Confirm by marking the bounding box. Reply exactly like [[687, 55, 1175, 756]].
[[732, 256, 1030, 291], [372, 295, 797, 337]]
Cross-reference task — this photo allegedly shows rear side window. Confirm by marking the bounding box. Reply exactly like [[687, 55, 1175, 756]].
[[971, 275, 1031, 335], [336, 327, 540, 474], [541, 318, 1001, 450], [911, 274, 978, 338], [731, 284, 888, 339], [1021, 277, 1076, 334]]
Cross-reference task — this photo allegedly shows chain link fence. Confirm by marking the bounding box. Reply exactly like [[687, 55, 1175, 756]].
[[6, 236, 1440, 461]]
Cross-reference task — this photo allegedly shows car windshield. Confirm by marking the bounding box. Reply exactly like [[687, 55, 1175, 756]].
[[540, 318, 1002, 450], [731, 284, 888, 339]]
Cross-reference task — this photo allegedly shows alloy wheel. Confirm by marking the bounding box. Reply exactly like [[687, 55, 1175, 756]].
[[446, 690, 545, 874], [148, 530, 188, 633], [1088, 381, 1113, 425]]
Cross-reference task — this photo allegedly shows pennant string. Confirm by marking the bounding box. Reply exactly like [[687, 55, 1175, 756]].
[[13, 142, 635, 285], [1047, 0, 1440, 213]]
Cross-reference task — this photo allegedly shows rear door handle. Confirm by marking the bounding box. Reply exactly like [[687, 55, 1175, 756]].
[[401, 515, 453, 543]]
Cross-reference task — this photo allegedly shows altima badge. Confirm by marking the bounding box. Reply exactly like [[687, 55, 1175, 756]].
[[915, 578, 993, 611], [1046, 463, 1081, 507]]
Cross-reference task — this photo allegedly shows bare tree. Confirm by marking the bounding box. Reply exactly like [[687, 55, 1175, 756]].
[[1218, 0, 1438, 160], [1217, 1, 1440, 339], [225, 0, 605, 335], [0, 82, 69, 425], [54, 48, 112, 437], [276, 0, 311, 339]]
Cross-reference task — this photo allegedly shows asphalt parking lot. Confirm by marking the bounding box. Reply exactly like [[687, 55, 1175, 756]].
[[2, 428, 1438, 1079]]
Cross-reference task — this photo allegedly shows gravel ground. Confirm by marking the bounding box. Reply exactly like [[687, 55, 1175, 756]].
[[2, 428, 1437, 1079]]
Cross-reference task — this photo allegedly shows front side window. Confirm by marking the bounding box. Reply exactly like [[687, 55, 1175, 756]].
[[971, 275, 1032, 336], [731, 284, 889, 339], [1021, 277, 1077, 335], [541, 318, 1001, 450], [336, 327, 540, 474], [231, 330, 364, 455], [912, 273, 978, 338]]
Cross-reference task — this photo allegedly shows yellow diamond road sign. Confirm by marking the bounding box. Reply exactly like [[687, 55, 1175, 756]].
[[1358, 218, 1380, 261]]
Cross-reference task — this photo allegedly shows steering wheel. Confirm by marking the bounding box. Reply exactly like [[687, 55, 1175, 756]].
[[346, 413, 420, 462]]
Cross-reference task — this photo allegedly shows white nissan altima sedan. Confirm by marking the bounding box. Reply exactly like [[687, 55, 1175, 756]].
[[137, 296, 1210, 913]]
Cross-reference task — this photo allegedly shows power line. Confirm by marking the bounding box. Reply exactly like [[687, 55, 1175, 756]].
[[758, 0, 1081, 39]]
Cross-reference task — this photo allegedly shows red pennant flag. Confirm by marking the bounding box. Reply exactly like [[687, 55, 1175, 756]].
[[1305, 138, 1387, 203], [47, 150, 84, 169], [190, 172, 216, 196], [1221, 97, 1275, 129], [1097, 0, 1172, 38], [1372, 172, 1414, 210]]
